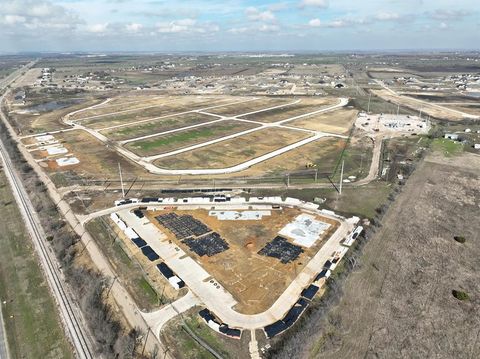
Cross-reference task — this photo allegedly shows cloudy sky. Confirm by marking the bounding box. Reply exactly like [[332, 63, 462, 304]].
[[0, 0, 478, 53]]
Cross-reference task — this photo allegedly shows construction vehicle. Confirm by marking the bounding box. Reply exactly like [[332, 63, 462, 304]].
[[305, 162, 317, 168]]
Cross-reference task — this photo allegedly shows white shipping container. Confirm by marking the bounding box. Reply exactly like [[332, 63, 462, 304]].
[[117, 220, 127, 231], [124, 227, 139, 240]]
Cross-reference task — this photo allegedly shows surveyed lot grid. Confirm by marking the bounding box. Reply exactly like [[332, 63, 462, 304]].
[[61, 95, 349, 175]]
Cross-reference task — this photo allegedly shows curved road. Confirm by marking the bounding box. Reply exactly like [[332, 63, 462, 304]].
[[82, 198, 356, 334], [63, 97, 349, 176]]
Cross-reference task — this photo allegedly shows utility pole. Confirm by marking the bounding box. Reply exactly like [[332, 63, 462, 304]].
[[339, 160, 344, 195], [397, 104, 400, 116], [314, 169, 318, 183], [118, 162, 125, 198], [367, 93, 371, 113]]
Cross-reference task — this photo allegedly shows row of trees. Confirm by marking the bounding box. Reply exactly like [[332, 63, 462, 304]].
[[0, 115, 145, 358]]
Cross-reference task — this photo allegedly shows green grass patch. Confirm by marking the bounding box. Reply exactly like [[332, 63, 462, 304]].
[[184, 316, 231, 358], [0, 173, 73, 359], [252, 181, 392, 219], [452, 290, 469, 301], [132, 124, 240, 151], [138, 277, 159, 304], [431, 138, 463, 156], [115, 119, 178, 137], [85, 219, 161, 310]]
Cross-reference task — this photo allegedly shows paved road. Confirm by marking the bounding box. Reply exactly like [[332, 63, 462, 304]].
[[141, 290, 201, 335], [94, 198, 356, 336], [0, 301, 9, 359], [62, 96, 348, 175]]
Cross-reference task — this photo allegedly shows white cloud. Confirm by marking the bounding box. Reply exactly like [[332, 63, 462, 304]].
[[328, 20, 347, 28], [1, 14, 26, 25], [246, 7, 276, 22], [259, 24, 280, 32], [176, 18, 196, 27], [429, 9, 468, 21], [228, 23, 280, 34], [0, 0, 82, 32], [87, 23, 109, 33], [227, 26, 249, 34], [156, 18, 218, 34], [308, 18, 322, 27], [126, 23, 143, 33], [375, 12, 400, 21], [439, 22, 448, 29], [268, 2, 290, 11], [299, 0, 329, 8]]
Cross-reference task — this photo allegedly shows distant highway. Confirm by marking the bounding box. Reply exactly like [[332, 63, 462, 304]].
[[0, 64, 94, 358]]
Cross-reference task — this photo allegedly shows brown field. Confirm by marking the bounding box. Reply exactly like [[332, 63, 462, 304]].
[[71, 96, 167, 119], [367, 69, 423, 80], [78, 97, 235, 129], [100, 113, 216, 141], [240, 98, 338, 123], [442, 104, 480, 117], [45, 130, 150, 180], [8, 99, 96, 135], [154, 127, 309, 170], [208, 97, 291, 116], [146, 208, 339, 314], [216, 136, 346, 178], [274, 152, 480, 359], [289, 108, 357, 134], [372, 89, 468, 121], [125, 121, 259, 157]]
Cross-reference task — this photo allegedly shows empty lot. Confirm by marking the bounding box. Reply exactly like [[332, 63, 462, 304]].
[[100, 113, 215, 141], [208, 97, 290, 116], [154, 127, 309, 170], [125, 121, 259, 157], [289, 108, 357, 134], [240, 98, 338, 123]]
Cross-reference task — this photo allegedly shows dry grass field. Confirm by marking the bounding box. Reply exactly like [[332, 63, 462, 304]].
[[442, 104, 480, 117], [278, 152, 480, 359], [372, 89, 468, 121], [208, 97, 290, 116], [12, 93, 353, 185], [147, 208, 339, 314], [43, 130, 150, 179], [240, 98, 338, 123], [216, 137, 346, 178], [99, 113, 215, 141], [77, 96, 235, 129], [289, 108, 357, 134], [125, 120, 259, 157], [154, 127, 309, 170]]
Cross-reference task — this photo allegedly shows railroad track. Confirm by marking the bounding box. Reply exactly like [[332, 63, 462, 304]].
[[0, 63, 94, 358], [0, 137, 94, 359]]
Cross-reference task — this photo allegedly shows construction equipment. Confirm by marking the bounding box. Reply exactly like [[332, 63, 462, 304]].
[[305, 162, 317, 168]]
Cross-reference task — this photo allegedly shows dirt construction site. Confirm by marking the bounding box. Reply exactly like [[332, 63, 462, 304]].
[[145, 206, 339, 314]]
